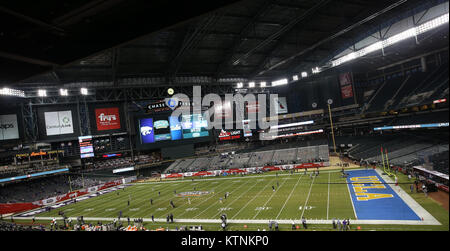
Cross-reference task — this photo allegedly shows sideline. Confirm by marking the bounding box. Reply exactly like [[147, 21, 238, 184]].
[[12, 216, 441, 225]]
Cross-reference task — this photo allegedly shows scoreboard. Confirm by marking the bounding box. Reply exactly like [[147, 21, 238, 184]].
[[79, 136, 94, 158]]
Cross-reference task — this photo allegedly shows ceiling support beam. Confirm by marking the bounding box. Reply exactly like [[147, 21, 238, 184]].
[[0, 50, 58, 67], [254, 0, 408, 77], [232, 0, 331, 68], [167, 13, 222, 78], [249, 0, 332, 77], [0, 6, 64, 33], [215, 0, 274, 77]]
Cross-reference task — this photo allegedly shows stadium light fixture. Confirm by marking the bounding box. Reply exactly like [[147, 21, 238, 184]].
[[270, 120, 314, 130], [271, 78, 288, 87], [0, 87, 25, 98], [293, 75, 299, 81], [80, 88, 88, 95], [60, 89, 68, 96], [433, 98, 447, 104], [260, 81, 266, 87], [331, 13, 449, 67], [248, 82, 255, 88], [236, 82, 243, 88], [38, 89, 47, 97], [312, 67, 321, 74], [301, 72, 308, 78]]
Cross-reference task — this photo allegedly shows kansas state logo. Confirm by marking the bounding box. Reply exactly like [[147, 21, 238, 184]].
[[140, 126, 153, 136]]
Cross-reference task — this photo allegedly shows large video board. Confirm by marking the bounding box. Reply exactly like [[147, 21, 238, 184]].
[[139, 114, 209, 145], [79, 136, 94, 158]]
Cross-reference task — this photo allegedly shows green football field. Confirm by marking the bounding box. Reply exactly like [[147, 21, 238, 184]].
[[26, 168, 449, 231], [35, 170, 355, 221]]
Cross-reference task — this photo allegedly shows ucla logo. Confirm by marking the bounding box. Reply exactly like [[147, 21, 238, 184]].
[[350, 176, 394, 201]]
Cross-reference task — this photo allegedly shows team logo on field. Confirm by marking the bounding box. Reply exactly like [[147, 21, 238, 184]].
[[350, 176, 394, 201], [298, 206, 315, 210], [218, 207, 233, 211], [176, 191, 212, 197], [255, 206, 271, 211]]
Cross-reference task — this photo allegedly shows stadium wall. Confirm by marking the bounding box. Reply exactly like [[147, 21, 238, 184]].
[[0, 179, 127, 215]]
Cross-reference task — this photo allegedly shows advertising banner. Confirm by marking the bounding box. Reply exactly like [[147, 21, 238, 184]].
[[374, 122, 449, 131], [242, 119, 252, 137], [112, 166, 135, 174], [339, 72, 354, 99], [218, 129, 241, 141], [0, 114, 19, 140], [160, 162, 328, 179], [273, 97, 288, 114], [95, 107, 121, 131], [0, 168, 69, 184], [33, 179, 123, 206], [44, 111, 74, 136]]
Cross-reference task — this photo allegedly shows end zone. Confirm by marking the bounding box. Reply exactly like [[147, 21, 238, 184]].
[[346, 169, 440, 225]]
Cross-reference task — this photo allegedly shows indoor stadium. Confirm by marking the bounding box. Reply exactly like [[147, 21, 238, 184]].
[[0, 0, 448, 235]]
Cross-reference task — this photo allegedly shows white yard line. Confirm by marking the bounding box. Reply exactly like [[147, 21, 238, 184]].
[[176, 180, 237, 218], [230, 180, 272, 219], [211, 179, 262, 219], [192, 178, 252, 219], [300, 176, 315, 219], [252, 178, 289, 220], [148, 178, 222, 218], [275, 174, 304, 219], [346, 175, 358, 219]]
